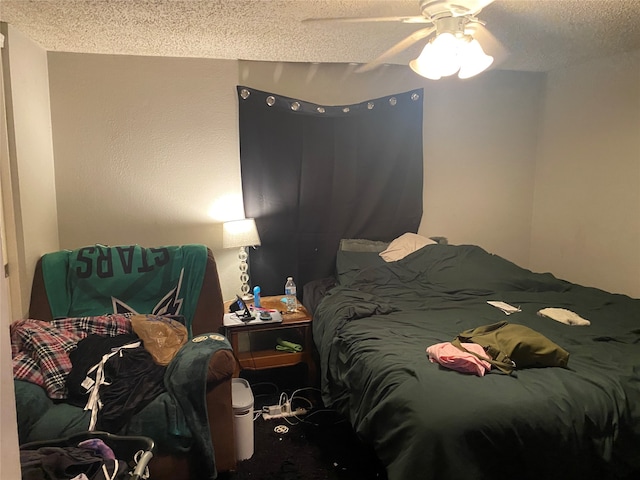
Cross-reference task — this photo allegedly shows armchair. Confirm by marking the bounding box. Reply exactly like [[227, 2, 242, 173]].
[[15, 244, 237, 479]]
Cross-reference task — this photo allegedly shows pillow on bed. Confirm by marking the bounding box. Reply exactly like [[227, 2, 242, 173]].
[[336, 250, 387, 285], [379, 233, 437, 262], [339, 238, 390, 253]]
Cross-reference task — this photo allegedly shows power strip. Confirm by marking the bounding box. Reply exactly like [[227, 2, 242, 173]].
[[262, 405, 308, 420]]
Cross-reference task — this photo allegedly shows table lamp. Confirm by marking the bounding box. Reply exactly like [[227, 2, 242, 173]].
[[223, 218, 261, 300]]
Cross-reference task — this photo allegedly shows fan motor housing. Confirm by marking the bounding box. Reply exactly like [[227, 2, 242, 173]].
[[419, 0, 489, 21]]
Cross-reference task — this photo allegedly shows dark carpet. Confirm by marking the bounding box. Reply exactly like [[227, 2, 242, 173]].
[[219, 368, 387, 480]]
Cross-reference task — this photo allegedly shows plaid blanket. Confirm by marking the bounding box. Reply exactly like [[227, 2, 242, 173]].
[[11, 315, 132, 399]]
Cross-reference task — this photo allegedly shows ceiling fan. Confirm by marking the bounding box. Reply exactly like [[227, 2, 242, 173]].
[[303, 0, 507, 80]]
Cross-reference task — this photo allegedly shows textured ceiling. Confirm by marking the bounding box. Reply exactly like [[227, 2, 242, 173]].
[[1, 0, 640, 72]]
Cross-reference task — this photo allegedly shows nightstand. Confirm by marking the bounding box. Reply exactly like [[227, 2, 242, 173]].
[[223, 295, 317, 385]]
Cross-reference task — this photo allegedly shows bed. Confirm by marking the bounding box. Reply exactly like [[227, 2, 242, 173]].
[[310, 236, 640, 480]]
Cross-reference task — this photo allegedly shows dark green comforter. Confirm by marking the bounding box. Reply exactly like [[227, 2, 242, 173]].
[[313, 244, 640, 480]]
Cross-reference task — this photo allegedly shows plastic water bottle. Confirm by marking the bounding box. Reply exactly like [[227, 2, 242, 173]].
[[284, 277, 297, 313]]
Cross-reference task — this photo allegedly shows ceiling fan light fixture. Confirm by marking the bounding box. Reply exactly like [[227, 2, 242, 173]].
[[410, 32, 461, 80], [409, 43, 442, 80], [457, 38, 494, 79], [430, 32, 462, 76], [410, 30, 493, 80]]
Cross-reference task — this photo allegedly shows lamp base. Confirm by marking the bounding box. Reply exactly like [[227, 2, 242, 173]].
[[241, 294, 254, 303]]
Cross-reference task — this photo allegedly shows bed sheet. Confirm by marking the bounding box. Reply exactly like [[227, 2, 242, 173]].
[[313, 244, 640, 480]]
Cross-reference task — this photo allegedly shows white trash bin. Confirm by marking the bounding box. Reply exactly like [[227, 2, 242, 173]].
[[231, 378, 254, 461]]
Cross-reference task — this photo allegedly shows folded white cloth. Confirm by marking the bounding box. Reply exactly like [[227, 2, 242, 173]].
[[537, 307, 590, 326], [487, 300, 521, 315]]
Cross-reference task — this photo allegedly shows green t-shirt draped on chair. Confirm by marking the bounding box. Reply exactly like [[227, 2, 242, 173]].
[[41, 244, 207, 336]]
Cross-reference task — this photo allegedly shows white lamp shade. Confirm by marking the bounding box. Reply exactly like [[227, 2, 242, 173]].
[[222, 218, 261, 248], [409, 43, 442, 80], [430, 32, 461, 77], [458, 39, 494, 79]]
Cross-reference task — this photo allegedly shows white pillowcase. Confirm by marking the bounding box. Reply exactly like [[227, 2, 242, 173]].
[[379, 233, 437, 262]]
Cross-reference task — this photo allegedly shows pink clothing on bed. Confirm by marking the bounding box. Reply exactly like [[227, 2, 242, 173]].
[[426, 342, 492, 376]]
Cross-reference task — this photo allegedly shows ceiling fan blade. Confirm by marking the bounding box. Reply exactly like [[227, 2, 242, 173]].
[[472, 0, 496, 13], [302, 15, 430, 24], [457, 0, 496, 17], [302, 0, 498, 24], [465, 22, 509, 66], [355, 26, 436, 73]]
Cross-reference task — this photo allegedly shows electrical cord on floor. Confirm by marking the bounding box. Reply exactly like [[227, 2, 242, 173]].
[[244, 381, 347, 428], [288, 387, 347, 428], [255, 385, 348, 427], [249, 381, 280, 400], [296, 408, 348, 427], [280, 387, 318, 412]]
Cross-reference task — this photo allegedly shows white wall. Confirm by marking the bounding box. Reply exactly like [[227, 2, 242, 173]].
[[421, 71, 543, 266], [531, 50, 640, 298], [0, 25, 57, 470], [46, 56, 544, 300], [0, 220, 20, 478], [39, 49, 640, 302], [1, 23, 59, 318], [47, 53, 244, 300], [239, 62, 544, 268], [0, 25, 30, 478]]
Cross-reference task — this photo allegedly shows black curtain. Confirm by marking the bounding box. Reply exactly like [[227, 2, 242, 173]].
[[238, 86, 423, 297]]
